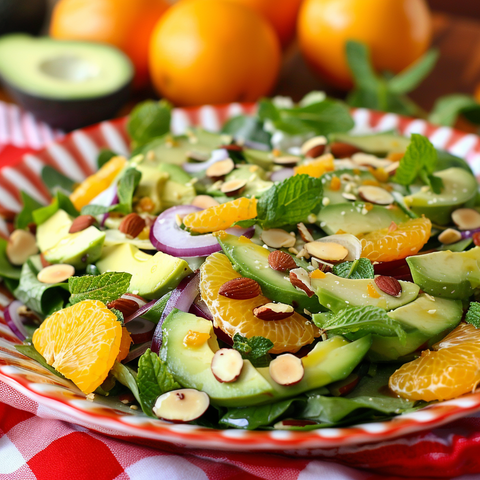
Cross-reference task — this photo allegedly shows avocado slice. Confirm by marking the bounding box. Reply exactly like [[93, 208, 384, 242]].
[[97, 243, 191, 299], [404, 168, 478, 225], [317, 203, 410, 236], [37, 209, 105, 269], [157, 164, 193, 185], [161, 309, 372, 407], [311, 273, 419, 313], [367, 294, 463, 361], [217, 233, 323, 312], [135, 164, 169, 214], [0, 34, 133, 131], [330, 132, 410, 155], [407, 248, 480, 299]]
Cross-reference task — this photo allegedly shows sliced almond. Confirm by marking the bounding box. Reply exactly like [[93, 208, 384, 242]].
[[358, 186, 394, 205], [191, 195, 220, 209], [301, 136, 327, 158], [211, 348, 243, 383], [206, 158, 235, 179], [297, 223, 314, 243], [316, 234, 362, 261], [153, 389, 210, 423], [107, 298, 139, 317], [273, 156, 300, 167], [290, 268, 314, 297], [329, 142, 362, 159], [351, 153, 391, 169], [438, 228, 462, 245], [304, 241, 348, 262], [269, 354, 304, 386], [342, 192, 357, 202], [69, 215, 97, 234], [261, 229, 296, 249], [253, 302, 294, 321], [451, 208, 480, 231], [219, 277, 261, 300], [186, 150, 209, 162], [220, 179, 247, 197], [6, 229, 38, 265], [37, 264, 75, 284]]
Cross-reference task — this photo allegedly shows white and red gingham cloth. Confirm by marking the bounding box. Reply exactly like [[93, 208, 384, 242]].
[[2, 101, 480, 479]]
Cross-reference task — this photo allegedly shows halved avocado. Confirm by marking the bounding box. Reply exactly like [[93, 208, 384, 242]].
[[0, 34, 133, 130]]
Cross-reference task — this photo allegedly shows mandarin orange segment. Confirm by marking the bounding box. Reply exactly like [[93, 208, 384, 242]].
[[200, 252, 319, 353], [389, 323, 480, 401], [359, 217, 431, 263], [183, 197, 257, 234], [294, 155, 334, 178], [32, 300, 122, 394], [116, 327, 133, 362], [70, 156, 127, 211]]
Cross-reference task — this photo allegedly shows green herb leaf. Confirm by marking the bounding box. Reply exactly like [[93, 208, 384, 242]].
[[110, 361, 141, 405], [256, 175, 323, 229], [333, 258, 374, 280], [68, 272, 132, 305], [137, 348, 181, 416], [465, 302, 480, 329], [32, 191, 79, 225], [127, 100, 172, 148], [15, 344, 65, 379], [41, 166, 76, 195], [110, 308, 124, 325], [429, 94, 479, 126], [221, 115, 271, 147], [117, 167, 142, 210], [97, 149, 117, 169], [315, 305, 406, 343], [141, 292, 172, 324], [346, 40, 381, 94], [0, 238, 21, 280], [15, 192, 44, 229], [419, 170, 444, 195], [232, 333, 273, 367]]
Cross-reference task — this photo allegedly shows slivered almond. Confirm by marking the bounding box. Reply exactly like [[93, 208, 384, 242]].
[[261, 229, 296, 249], [297, 223, 314, 243], [69, 215, 97, 234], [304, 241, 348, 262], [220, 179, 247, 197], [438, 228, 462, 245], [301, 136, 327, 158], [219, 277, 261, 300], [6, 229, 38, 265], [206, 158, 235, 179], [273, 156, 300, 167], [357, 186, 394, 205], [253, 302, 294, 321], [329, 142, 362, 159], [119, 213, 146, 239], [37, 264, 75, 284], [290, 268, 314, 297], [191, 195, 219, 209], [451, 208, 480, 231], [374, 275, 402, 297], [107, 298, 140, 317], [268, 250, 296, 272]]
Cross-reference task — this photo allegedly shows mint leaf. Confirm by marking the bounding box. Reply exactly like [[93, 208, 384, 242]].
[[0, 238, 21, 280], [466, 302, 480, 329], [256, 175, 323, 229], [333, 258, 374, 280], [15, 191, 43, 229], [346, 41, 381, 94], [315, 305, 406, 344], [41, 166, 76, 196], [233, 333, 273, 367], [137, 349, 181, 416], [111, 361, 141, 405], [117, 167, 141, 210], [32, 191, 79, 225], [97, 149, 117, 169], [127, 100, 172, 148], [429, 94, 479, 127], [221, 115, 271, 147], [68, 272, 132, 305], [110, 308, 124, 325]]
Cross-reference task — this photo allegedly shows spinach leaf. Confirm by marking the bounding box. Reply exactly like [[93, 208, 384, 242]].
[[32, 191, 79, 225], [15, 192, 44, 229], [110, 361, 142, 405], [97, 149, 117, 169], [0, 238, 21, 280], [141, 292, 172, 324], [333, 258, 374, 280], [232, 333, 273, 367], [221, 115, 271, 147], [16, 344, 65, 379], [41, 166, 76, 196], [68, 272, 132, 305]]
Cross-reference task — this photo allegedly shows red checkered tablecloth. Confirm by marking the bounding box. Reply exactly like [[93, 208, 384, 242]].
[[2, 101, 480, 480]]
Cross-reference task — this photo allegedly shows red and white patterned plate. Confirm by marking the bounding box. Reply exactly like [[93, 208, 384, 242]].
[[1, 103, 480, 453]]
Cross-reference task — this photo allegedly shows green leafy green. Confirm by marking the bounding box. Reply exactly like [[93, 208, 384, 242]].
[[14, 256, 70, 315], [15, 192, 44, 229], [0, 238, 21, 280], [41, 166, 76, 195], [32, 191, 79, 225], [68, 272, 132, 305], [429, 94, 480, 127], [466, 302, 480, 329], [314, 305, 406, 343], [127, 100, 172, 148], [110, 308, 124, 325], [333, 258, 374, 280], [221, 115, 271, 147], [110, 361, 141, 405], [232, 333, 273, 367], [255, 175, 323, 229], [97, 149, 117, 169], [137, 349, 181, 416], [15, 344, 65, 378], [141, 292, 172, 324]]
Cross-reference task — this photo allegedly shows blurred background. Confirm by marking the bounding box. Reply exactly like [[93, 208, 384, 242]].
[[0, 0, 479, 131]]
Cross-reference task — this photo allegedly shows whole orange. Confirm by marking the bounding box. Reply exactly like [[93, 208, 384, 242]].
[[298, 0, 432, 90], [149, 0, 281, 106], [226, 0, 304, 48], [50, 0, 170, 88]]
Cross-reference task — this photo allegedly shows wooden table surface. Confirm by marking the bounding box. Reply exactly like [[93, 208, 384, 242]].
[[1, 12, 479, 121]]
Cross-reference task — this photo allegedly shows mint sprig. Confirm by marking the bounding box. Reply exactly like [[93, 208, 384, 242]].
[[15, 191, 43, 229], [68, 272, 132, 305], [465, 302, 480, 329], [33, 191, 79, 225], [429, 94, 480, 127], [333, 258, 374, 280], [233, 333, 273, 368], [41, 165, 76, 196]]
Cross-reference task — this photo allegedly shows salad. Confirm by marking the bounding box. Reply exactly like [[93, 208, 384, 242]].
[[2, 93, 480, 431]]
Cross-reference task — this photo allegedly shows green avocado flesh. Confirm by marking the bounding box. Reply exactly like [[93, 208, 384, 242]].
[[0, 34, 133, 99], [218, 233, 323, 312], [161, 309, 371, 407], [37, 209, 105, 269], [405, 168, 477, 225], [311, 273, 419, 313], [407, 248, 480, 299], [368, 294, 463, 361], [330, 132, 410, 155], [317, 203, 410, 236], [97, 243, 191, 299]]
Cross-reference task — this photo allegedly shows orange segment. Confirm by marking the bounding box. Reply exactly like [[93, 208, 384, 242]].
[[32, 300, 122, 394], [70, 156, 127, 211], [359, 217, 431, 263], [389, 323, 480, 401], [117, 327, 133, 362], [183, 197, 257, 234], [294, 155, 334, 178], [200, 252, 319, 353]]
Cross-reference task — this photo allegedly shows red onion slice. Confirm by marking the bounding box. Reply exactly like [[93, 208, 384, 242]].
[[124, 299, 158, 324], [189, 297, 213, 321], [122, 341, 152, 364], [149, 205, 254, 257], [126, 318, 155, 344], [4, 301, 28, 341], [270, 168, 294, 183], [183, 149, 229, 174]]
